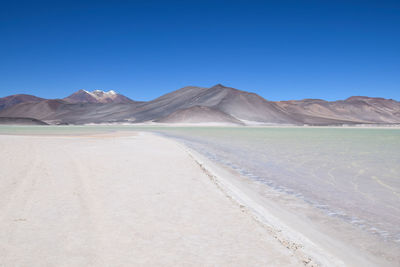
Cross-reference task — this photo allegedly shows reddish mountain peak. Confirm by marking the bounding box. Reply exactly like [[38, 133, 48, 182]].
[[64, 89, 134, 104]]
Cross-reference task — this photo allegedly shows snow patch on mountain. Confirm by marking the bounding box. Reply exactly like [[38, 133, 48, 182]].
[[63, 89, 134, 104]]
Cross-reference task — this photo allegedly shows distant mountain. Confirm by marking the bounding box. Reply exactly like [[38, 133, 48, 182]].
[[124, 84, 296, 124], [0, 99, 66, 123], [0, 85, 399, 125], [276, 96, 400, 125], [64, 89, 135, 104], [0, 94, 45, 111], [0, 100, 141, 125]]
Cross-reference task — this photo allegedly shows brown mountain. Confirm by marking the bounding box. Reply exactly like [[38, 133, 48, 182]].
[[0, 85, 399, 125], [276, 96, 400, 125], [0, 94, 45, 111], [0, 99, 66, 123], [124, 84, 296, 124]]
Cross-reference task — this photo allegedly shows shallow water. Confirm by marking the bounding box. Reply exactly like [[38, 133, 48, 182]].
[[1, 125, 400, 262], [152, 127, 400, 244]]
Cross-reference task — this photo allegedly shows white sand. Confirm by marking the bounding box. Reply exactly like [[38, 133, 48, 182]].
[[0, 132, 303, 266]]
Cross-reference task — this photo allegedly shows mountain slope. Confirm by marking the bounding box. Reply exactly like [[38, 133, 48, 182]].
[[0, 101, 142, 124], [0, 94, 45, 111], [128, 84, 296, 123], [0, 99, 66, 121], [156, 106, 245, 125], [276, 97, 400, 125]]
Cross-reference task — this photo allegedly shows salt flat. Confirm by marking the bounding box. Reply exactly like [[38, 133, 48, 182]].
[[0, 132, 301, 266]]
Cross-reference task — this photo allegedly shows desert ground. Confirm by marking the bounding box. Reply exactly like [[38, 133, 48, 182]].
[[0, 132, 305, 266]]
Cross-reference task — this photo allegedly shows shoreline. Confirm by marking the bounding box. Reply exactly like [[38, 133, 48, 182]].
[[161, 133, 399, 266], [180, 144, 332, 266]]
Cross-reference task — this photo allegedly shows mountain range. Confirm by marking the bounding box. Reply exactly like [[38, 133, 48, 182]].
[[0, 84, 399, 125]]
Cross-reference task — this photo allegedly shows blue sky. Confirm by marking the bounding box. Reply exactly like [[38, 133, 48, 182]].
[[0, 0, 399, 101]]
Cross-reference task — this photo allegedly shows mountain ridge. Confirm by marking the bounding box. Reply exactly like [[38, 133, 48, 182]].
[[1, 85, 399, 125]]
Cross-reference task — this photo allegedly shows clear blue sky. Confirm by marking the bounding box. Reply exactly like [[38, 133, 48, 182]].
[[1, 0, 399, 101]]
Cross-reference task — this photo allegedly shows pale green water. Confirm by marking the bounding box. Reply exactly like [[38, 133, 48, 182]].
[[153, 127, 400, 243], [1, 125, 400, 256]]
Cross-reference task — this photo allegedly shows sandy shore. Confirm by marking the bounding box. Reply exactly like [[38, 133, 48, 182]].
[[0, 132, 304, 266]]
